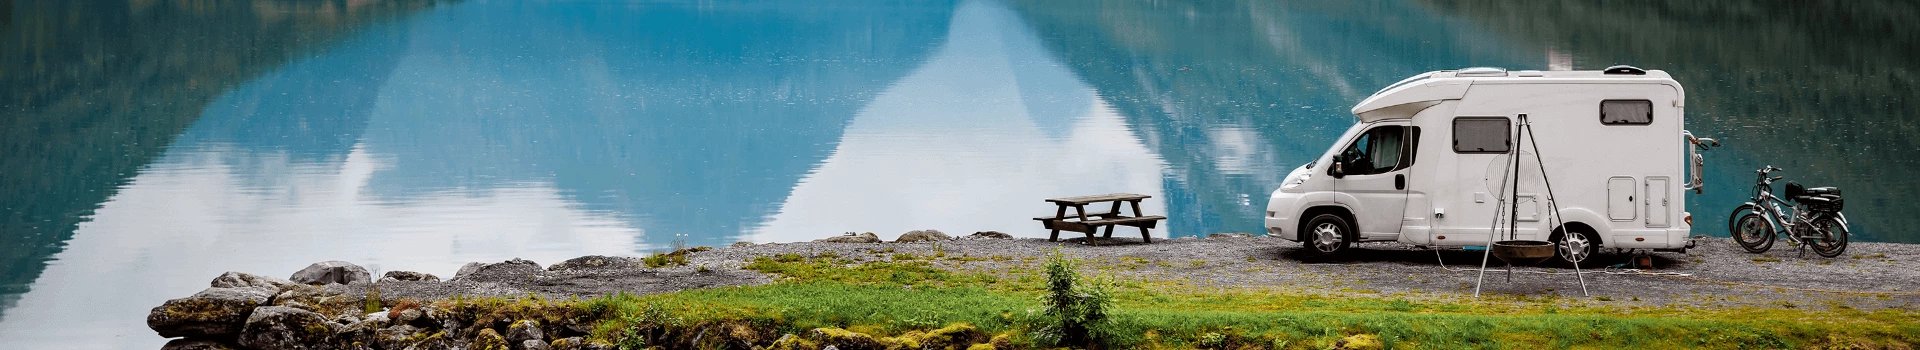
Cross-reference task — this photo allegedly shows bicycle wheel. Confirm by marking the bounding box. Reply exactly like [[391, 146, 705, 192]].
[[1731, 211, 1775, 253], [1807, 215, 1849, 258]]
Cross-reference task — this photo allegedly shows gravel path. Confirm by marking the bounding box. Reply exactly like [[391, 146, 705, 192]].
[[703, 235, 1920, 309], [349, 235, 1920, 310]]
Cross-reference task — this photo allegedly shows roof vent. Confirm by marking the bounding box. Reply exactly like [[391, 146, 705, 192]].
[[1603, 65, 1647, 75], [1457, 67, 1508, 77]]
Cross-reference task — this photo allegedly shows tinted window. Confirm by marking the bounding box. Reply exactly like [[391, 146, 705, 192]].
[[1453, 117, 1509, 153], [1600, 100, 1653, 125]]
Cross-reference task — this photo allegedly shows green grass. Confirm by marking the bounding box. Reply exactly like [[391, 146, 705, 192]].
[[442, 254, 1919, 349]]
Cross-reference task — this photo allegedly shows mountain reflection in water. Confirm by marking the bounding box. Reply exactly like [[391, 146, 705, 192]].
[[0, 0, 1916, 347]]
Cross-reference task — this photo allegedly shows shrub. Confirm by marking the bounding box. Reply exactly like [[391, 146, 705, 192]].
[[1040, 249, 1113, 348]]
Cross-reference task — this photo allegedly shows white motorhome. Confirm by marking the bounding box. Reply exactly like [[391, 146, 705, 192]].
[[1264, 66, 1709, 262]]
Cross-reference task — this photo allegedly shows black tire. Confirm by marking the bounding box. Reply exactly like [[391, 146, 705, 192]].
[[1807, 215, 1849, 258], [1551, 227, 1598, 265], [1300, 213, 1352, 256], [1732, 212, 1775, 254]]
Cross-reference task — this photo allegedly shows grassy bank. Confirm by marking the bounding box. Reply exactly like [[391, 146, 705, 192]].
[[441, 251, 1917, 349]]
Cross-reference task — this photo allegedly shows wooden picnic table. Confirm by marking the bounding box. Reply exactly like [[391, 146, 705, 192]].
[[1034, 193, 1166, 245]]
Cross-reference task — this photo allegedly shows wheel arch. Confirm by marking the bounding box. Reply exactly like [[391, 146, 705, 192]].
[[1552, 221, 1605, 248], [1555, 208, 1610, 244], [1298, 205, 1359, 242]]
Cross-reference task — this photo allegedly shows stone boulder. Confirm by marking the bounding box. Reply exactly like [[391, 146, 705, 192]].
[[548, 337, 584, 350], [237, 306, 336, 349], [548, 255, 635, 272], [731, 241, 755, 248], [161, 338, 242, 350], [378, 270, 440, 283], [269, 284, 342, 309], [148, 287, 276, 338], [523, 339, 552, 350], [507, 319, 545, 345], [210, 271, 297, 289], [472, 328, 510, 349], [288, 261, 371, 286], [375, 325, 424, 350], [966, 231, 1012, 239], [893, 230, 951, 243], [454, 262, 487, 279], [453, 258, 545, 282], [815, 232, 881, 243], [336, 317, 387, 348]]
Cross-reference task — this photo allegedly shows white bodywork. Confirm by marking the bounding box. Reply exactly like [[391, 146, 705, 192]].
[[1265, 68, 1693, 250]]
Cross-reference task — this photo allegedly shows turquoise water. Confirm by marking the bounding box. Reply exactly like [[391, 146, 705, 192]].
[[1, 0, 1914, 347]]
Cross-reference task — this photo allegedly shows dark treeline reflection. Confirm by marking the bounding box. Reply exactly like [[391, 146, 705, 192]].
[[1008, 0, 1534, 235], [0, 0, 449, 314], [1417, 0, 1920, 242]]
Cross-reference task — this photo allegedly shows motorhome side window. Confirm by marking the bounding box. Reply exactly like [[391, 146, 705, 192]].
[[1452, 117, 1509, 153], [1600, 100, 1653, 125], [1337, 125, 1413, 175]]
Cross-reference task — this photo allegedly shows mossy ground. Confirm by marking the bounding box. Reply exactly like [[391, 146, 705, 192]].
[[438, 252, 1917, 349]]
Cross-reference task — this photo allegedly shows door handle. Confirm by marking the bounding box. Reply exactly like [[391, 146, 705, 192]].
[[1395, 174, 1405, 190]]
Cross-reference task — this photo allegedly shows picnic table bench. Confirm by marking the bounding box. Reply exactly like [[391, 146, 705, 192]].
[[1034, 193, 1166, 245]]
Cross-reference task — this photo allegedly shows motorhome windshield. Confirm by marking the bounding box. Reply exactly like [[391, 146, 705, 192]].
[[1318, 123, 1368, 166]]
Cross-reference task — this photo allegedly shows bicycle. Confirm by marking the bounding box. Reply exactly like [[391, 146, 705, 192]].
[[1726, 166, 1849, 257]]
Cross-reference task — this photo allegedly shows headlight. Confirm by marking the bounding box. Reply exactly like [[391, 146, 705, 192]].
[[1282, 172, 1310, 189]]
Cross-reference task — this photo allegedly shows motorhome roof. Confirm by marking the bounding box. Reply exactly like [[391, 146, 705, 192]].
[[1350, 68, 1680, 122]]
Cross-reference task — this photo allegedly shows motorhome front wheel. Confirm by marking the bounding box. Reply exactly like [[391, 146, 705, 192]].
[[1303, 214, 1352, 255]]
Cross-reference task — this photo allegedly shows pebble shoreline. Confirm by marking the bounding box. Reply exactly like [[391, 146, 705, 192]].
[[147, 231, 1920, 349]]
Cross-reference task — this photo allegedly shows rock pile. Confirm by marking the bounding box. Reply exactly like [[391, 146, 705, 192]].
[[148, 261, 616, 350]]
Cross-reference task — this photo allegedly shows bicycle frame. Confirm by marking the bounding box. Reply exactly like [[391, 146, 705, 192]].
[[1739, 172, 1850, 242]]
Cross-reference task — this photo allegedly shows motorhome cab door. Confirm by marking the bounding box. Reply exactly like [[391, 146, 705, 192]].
[[1332, 121, 1417, 240]]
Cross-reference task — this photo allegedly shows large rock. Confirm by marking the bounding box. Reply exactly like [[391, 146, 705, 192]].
[[210, 271, 297, 289], [507, 319, 545, 344], [893, 230, 951, 243], [815, 232, 881, 243], [548, 255, 635, 272], [238, 306, 337, 349], [161, 338, 242, 350], [148, 287, 275, 338], [379, 271, 440, 283], [965, 231, 1012, 239], [288, 261, 372, 286], [454, 262, 487, 279], [336, 317, 387, 348], [375, 325, 424, 350], [472, 328, 510, 350], [548, 337, 584, 350], [453, 258, 545, 282]]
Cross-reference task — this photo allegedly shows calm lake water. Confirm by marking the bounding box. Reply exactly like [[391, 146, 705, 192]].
[[2, 0, 1914, 347]]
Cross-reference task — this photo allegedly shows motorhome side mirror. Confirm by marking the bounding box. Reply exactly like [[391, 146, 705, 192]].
[[1330, 161, 1345, 179]]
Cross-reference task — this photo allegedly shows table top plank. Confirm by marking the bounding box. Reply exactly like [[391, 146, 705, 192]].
[[1044, 193, 1151, 205]]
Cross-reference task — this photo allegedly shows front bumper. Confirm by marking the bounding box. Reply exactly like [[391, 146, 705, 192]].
[[1265, 192, 1304, 241]]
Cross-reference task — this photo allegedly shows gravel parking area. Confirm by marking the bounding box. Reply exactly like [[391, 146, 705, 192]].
[[342, 234, 1918, 311], [702, 235, 1920, 310]]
